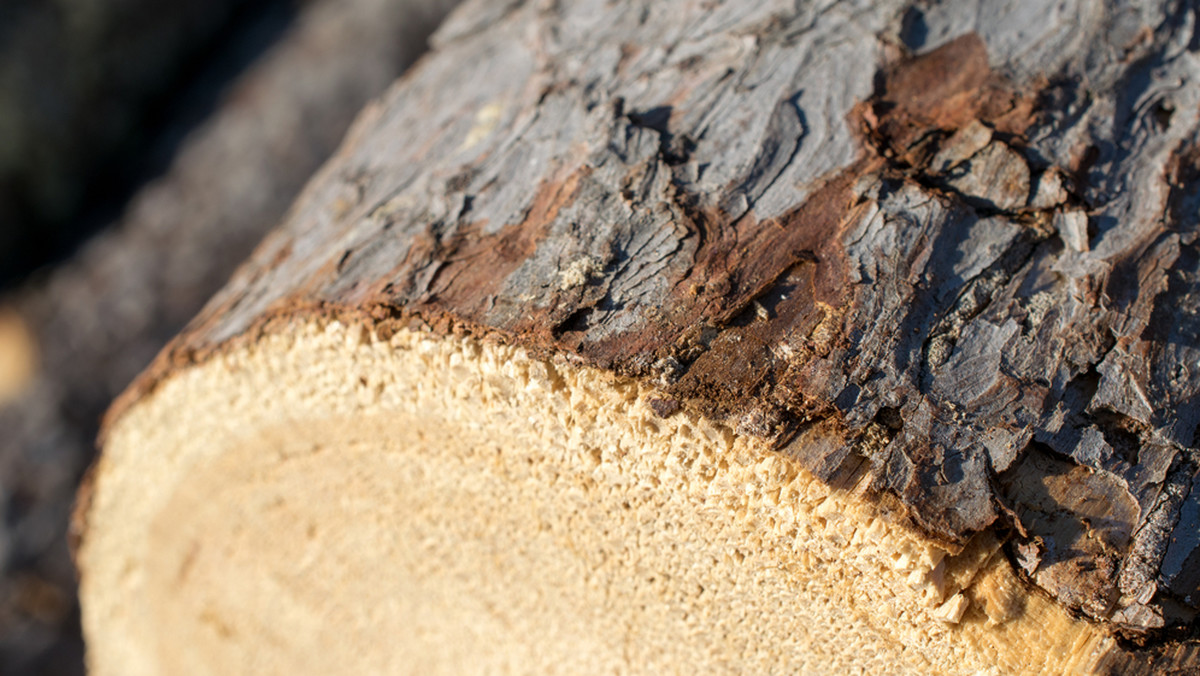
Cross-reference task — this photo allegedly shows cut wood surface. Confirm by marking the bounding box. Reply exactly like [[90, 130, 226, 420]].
[[79, 0, 1200, 673]]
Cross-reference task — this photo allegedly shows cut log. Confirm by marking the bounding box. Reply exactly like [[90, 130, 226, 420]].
[[0, 308, 36, 407], [76, 0, 1200, 673]]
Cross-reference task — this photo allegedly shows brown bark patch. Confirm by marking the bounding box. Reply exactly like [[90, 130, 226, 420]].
[[658, 174, 860, 436], [864, 33, 1038, 166], [413, 167, 590, 317]]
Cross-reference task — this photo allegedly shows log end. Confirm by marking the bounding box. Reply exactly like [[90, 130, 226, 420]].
[[78, 318, 1119, 674]]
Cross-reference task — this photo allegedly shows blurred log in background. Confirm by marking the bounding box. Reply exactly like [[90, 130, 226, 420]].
[[0, 0, 457, 672]]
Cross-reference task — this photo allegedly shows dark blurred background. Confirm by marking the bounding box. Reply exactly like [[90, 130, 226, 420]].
[[0, 0, 456, 672], [0, 0, 304, 291]]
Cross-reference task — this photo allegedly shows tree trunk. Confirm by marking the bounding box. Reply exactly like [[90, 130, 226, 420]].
[[77, 0, 1200, 673]]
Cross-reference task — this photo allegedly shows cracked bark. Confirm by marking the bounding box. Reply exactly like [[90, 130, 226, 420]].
[[86, 0, 1200, 670]]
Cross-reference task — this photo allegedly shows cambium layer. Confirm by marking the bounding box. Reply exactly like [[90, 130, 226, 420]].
[[77, 0, 1200, 673]]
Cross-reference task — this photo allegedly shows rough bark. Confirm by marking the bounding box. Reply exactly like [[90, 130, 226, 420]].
[[0, 0, 456, 672], [93, 0, 1200, 670]]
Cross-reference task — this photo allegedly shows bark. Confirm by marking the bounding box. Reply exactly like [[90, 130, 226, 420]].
[[100, 0, 1200, 669], [0, 0, 456, 672]]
